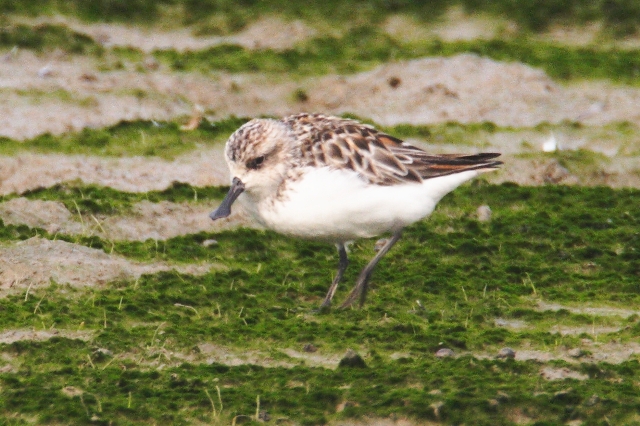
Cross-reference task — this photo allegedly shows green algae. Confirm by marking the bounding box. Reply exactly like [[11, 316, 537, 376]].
[[4, 23, 640, 85], [2, 118, 639, 161], [154, 30, 640, 83], [0, 117, 248, 158], [13, 181, 229, 215], [0, 23, 101, 54], [2, 183, 639, 305], [2, 182, 640, 423], [4, 343, 639, 425], [2, 0, 640, 37]]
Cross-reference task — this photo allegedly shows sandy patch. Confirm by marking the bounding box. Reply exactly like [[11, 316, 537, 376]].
[[0, 237, 215, 296], [492, 156, 640, 188], [0, 50, 297, 139], [540, 366, 588, 381], [384, 9, 506, 43], [14, 15, 316, 53], [537, 300, 640, 319], [587, 340, 640, 363], [3, 141, 640, 199], [197, 343, 296, 369], [228, 16, 317, 50], [0, 197, 253, 240], [307, 55, 640, 127], [0, 198, 85, 234], [97, 200, 253, 240], [195, 343, 345, 369], [3, 53, 640, 140], [494, 318, 528, 329], [334, 419, 437, 426], [549, 325, 623, 336], [0, 149, 229, 195], [383, 8, 640, 49], [0, 329, 94, 344], [498, 339, 640, 365], [280, 347, 343, 369]]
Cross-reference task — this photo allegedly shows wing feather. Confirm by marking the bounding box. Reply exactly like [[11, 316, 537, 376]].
[[285, 113, 502, 186]]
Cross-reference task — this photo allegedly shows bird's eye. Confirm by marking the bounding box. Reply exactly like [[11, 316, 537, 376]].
[[247, 155, 265, 170]]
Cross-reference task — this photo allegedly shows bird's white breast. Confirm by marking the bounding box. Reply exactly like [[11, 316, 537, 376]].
[[252, 166, 480, 242]]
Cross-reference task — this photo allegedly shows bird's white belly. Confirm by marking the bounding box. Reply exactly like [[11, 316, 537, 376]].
[[254, 167, 479, 242]]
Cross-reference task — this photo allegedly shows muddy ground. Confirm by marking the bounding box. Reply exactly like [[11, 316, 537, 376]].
[[1, 13, 640, 424]]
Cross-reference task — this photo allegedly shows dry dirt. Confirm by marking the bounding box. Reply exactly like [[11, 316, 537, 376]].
[[14, 15, 317, 53], [306, 55, 640, 127], [0, 197, 254, 240], [0, 237, 217, 297], [0, 150, 229, 195], [2, 52, 640, 195], [537, 300, 640, 319], [0, 329, 94, 345], [3, 51, 640, 140]]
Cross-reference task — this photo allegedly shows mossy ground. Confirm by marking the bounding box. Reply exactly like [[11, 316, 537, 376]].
[[1, 182, 640, 424], [2, 3, 640, 424], [4, 23, 640, 84], [0, 118, 248, 158], [2, 118, 639, 158], [2, 0, 640, 36]]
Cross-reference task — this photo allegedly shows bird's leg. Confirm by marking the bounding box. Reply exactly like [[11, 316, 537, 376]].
[[340, 230, 403, 309], [319, 243, 349, 308]]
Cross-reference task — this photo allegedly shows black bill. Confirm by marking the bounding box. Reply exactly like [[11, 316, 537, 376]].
[[209, 177, 245, 221]]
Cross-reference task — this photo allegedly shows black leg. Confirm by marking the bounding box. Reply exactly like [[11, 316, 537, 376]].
[[340, 230, 403, 308], [319, 243, 349, 308]]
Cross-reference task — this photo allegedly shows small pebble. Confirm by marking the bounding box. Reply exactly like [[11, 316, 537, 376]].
[[258, 410, 271, 421], [497, 347, 516, 359], [568, 348, 584, 358], [477, 205, 492, 222], [388, 76, 401, 88], [496, 391, 510, 402], [435, 348, 454, 358], [543, 159, 575, 184], [37, 65, 54, 78], [144, 56, 160, 70], [303, 343, 317, 353], [80, 73, 98, 82], [338, 349, 367, 368], [374, 238, 388, 252], [46, 223, 62, 234], [430, 401, 444, 418], [202, 239, 218, 247], [94, 348, 113, 357], [552, 388, 574, 401], [586, 394, 600, 406]]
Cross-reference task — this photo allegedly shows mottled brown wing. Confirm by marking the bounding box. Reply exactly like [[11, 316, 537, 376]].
[[285, 113, 502, 186]]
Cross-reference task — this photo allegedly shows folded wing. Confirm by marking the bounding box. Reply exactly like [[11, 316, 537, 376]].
[[288, 113, 502, 186]]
